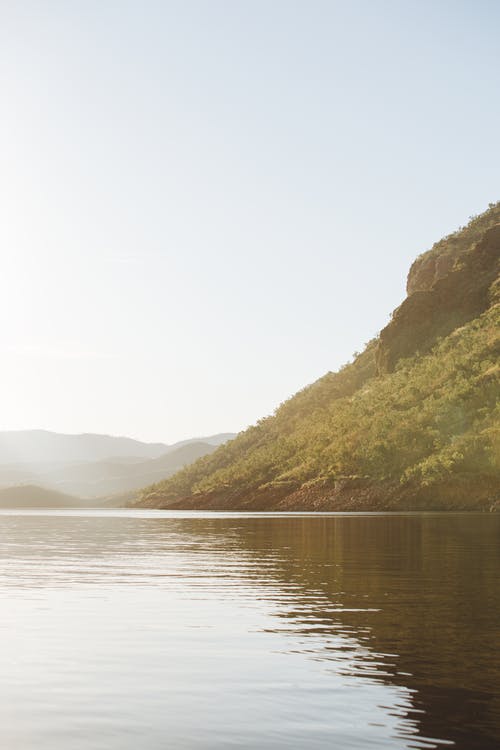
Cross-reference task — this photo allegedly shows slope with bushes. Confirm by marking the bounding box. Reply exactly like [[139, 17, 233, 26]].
[[137, 204, 500, 511]]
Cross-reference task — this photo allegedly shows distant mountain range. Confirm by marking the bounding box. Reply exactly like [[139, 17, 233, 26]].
[[0, 430, 236, 504], [0, 429, 226, 464]]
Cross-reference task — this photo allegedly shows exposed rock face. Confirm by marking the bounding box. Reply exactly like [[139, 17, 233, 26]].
[[376, 224, 500, 374], [407, 202, 500, 294], [407, 252, 456, 295]]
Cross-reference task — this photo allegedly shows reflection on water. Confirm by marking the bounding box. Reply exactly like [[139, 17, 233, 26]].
[[0, 511, 498, 749]]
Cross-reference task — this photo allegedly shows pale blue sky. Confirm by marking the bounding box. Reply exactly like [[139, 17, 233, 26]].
[[0, 1, 498, 443]]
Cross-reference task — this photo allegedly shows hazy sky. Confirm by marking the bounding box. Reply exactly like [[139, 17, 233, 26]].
[[0, 1, 499, 443]]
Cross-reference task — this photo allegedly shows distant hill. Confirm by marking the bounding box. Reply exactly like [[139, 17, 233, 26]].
[[0, 430, 168, 464], [136, 203, 500, 512], [0, 431, 236, 502], [171, 433, 237, 448], [0, 430, 235, 465], [30, 441, 220, 498], [0, 485, 81, 508]]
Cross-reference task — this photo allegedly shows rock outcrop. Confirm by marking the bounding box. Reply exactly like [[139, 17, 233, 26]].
[[376, 224, 500, 373], [406, 202, 500, 294]]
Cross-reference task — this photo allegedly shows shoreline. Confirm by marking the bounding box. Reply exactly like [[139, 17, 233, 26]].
[[136, 475, 500, 513]]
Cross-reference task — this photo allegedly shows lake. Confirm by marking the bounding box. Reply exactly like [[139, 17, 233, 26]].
[[0, 510, 498, 749]]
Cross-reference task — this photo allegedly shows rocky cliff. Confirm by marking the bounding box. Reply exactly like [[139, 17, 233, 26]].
[[407, 202, 500, 294], [376, 223, 500, 373]]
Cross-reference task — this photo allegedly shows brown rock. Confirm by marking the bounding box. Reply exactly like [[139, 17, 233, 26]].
[[376, 224, 500, 374]]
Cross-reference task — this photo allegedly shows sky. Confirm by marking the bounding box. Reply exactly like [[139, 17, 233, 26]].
[[0, 0, 499, 444]]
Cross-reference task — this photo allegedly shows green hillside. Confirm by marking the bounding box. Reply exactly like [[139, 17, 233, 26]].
[[138, 204, 500, 511]]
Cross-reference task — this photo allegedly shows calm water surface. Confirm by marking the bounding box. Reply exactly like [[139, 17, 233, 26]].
[[0, 510, 498, 749]]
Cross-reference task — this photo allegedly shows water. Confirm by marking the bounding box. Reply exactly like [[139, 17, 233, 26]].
[[0, 511, 498, 750]]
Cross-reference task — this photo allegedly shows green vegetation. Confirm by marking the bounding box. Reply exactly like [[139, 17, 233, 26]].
[[139, 204, 500, 510]]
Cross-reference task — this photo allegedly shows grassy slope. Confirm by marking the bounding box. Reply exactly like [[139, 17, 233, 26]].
[[139, 207, 500, 510]]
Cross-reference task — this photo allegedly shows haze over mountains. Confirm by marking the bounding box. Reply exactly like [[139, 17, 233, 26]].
[[0, 430, 169, 464], [0, 430, 236, 505]]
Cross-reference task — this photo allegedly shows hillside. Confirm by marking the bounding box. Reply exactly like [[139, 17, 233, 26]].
[[0, 485, 81, 509], [137, 204, 500, 511], [52, 441, 220, 499]]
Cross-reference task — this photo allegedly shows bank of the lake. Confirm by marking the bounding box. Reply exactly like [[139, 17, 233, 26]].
[[136, 475, 500, 512]]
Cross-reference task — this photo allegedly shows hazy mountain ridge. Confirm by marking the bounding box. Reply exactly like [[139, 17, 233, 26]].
[[137, 204, 500, 511], [0, 432, 235, 502], [0, 430, 169, 464]]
